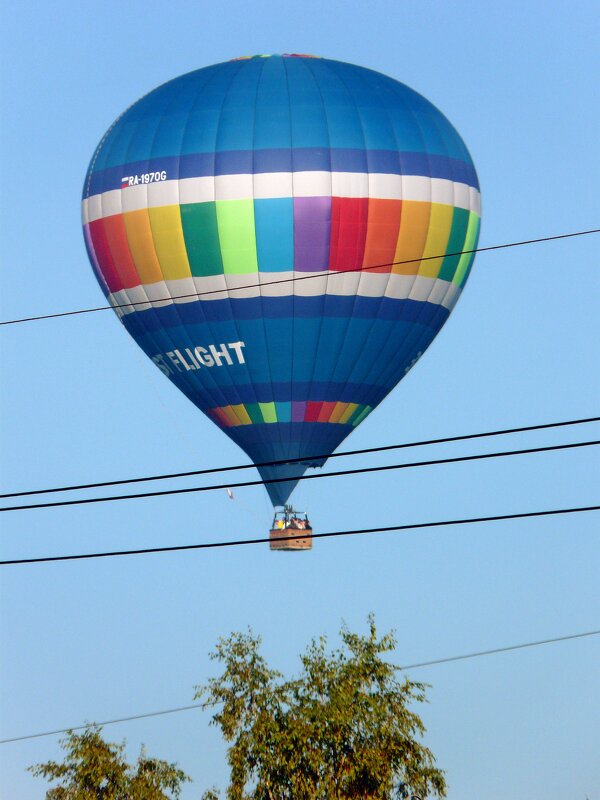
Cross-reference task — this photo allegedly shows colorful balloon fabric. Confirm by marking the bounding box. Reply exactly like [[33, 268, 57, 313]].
[[82, 55, 480, 506]]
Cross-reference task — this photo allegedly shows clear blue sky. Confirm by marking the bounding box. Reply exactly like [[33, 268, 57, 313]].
[[1, 1, 599, 798]]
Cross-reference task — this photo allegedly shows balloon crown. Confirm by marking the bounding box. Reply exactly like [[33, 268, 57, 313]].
[[229, 53, 322, 61]]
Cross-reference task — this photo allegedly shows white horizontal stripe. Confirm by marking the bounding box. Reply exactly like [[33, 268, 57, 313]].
[[259, 271, 297, 297], [214, 173, 254, 201], [367, 173, 402, 199], [427, 278, 454, 306], [254, 171, 294, 198], [451, 181, 469, 212], [384, 274, 422, 299], [120, 184, 149, 211], [294, 272, 335, 297], [107, 272, 460, 317], [141, 280, 171, 304], [470, 186, 481, 216], [409, 275, 440, 303], [191, 274, 229, 297], [178, 176, 215, 204], [441, 282, 462, 311], [347, 272, 383, 297], [293, 171, 332, 197], [331, 171, 370, 197], [147, 180, 183, 207], [164, 277, 198, 305], [110, 287, 152, 318], [119, 181, 182, 212], [224, 272, 272, 300], [100, 190, 122, 218], [83, 173, 480, 222], [85, 193, 103, 224]]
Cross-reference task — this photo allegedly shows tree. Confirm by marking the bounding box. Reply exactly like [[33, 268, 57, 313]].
[[29, 726, 190, 800], [196, 616, 446, 799]]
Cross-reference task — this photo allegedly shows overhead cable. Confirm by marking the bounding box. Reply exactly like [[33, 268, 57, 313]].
[[1, 228, 598, 327], [2, 415, 598, 500], [1, 440, 598, 514], [2, 504, 598, 565], [1, 627, 598, 744]]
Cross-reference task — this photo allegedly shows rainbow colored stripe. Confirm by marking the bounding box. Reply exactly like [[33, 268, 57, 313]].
[[83, 55, 480, 505], [84, 161, 478, 288], [208, 401, 373, 428]]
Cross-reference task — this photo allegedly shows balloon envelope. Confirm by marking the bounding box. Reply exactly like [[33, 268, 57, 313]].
[[82, 55, 480, 506]]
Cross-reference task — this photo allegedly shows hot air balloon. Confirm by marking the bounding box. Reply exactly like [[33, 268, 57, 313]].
[[82, 55, 480, 547]]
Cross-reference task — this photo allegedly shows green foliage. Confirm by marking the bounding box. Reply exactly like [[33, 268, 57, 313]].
[[196, 616, 446, 800], [29, 727, 190, 800]]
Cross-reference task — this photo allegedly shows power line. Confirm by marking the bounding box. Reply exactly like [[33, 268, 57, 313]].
[[2, 439, 597, 514], [400, 629, 600, 669], [2, 627, 598, 744], [2, 504, 598, 565], [3, 415, 598, 500], [1, 228, 598, 327], [0, 704, 213, 745]]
